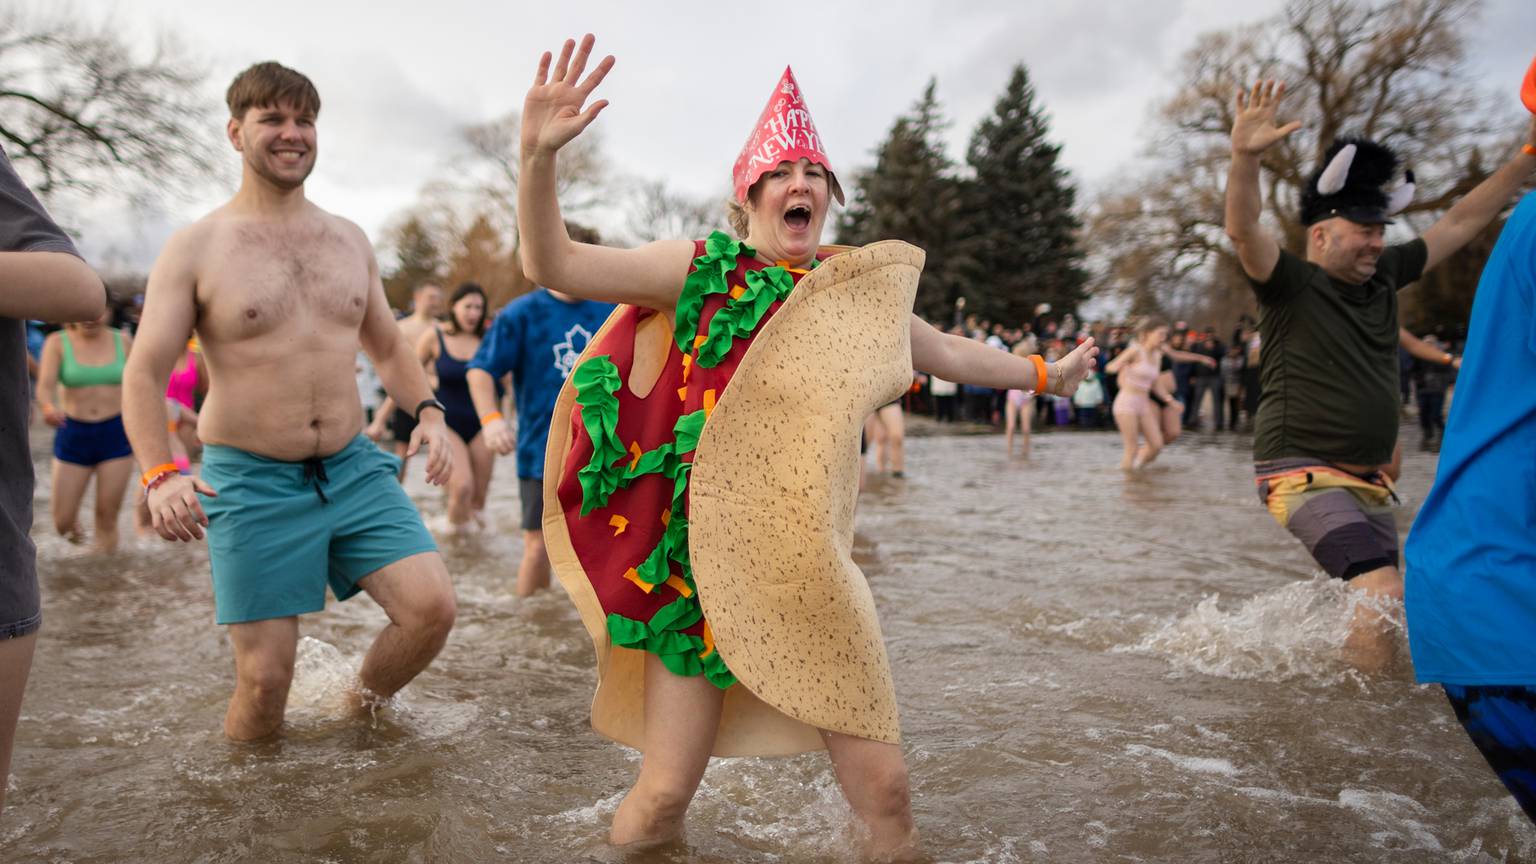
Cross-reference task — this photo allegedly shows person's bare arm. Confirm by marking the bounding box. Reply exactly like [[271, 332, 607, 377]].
[[1225, 81, 1302, 283], [1104, 343, 1140, 375], [467, 368, 515, 456], [34, 332, 64, 427], [1422, 120, 1536, 272], [1398, 327, 1459, 368], [909, 314, 1098, 395], [1165, 347, 1218, 368], [0, 251, 105, 322], [518, 34, 694, 311], [414, 327, 440, 378], [125, 226, 214, 542], [356, 233, 451, 485]]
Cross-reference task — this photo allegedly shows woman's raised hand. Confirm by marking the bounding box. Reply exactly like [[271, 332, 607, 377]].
[[522, 34, 615, 158]]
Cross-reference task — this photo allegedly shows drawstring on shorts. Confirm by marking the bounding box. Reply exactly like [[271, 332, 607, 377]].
[[301, 457, 330, 504]]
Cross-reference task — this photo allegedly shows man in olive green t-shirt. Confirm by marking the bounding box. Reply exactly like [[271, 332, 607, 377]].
[[1223, 79, 1536, 670]]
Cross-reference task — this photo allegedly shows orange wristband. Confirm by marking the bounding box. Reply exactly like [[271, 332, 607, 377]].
[[140, 463, 178, 488], [479, 411, 503, 424], [1524, 144, 1536, 157], [1028, 354, 1050, 394]]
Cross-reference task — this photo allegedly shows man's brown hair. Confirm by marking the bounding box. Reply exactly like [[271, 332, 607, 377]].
[[226, 61, 321, 119]]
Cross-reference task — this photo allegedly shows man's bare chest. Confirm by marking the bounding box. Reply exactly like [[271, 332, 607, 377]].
[[197, 225, 370, 340]]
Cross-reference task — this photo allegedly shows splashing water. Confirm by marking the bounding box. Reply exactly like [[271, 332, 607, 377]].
[[284, 636, 361, 721], [1123, 575, 1406, 683]]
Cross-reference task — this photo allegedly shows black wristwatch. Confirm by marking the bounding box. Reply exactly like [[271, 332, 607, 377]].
[[414, 398, 447, 421]]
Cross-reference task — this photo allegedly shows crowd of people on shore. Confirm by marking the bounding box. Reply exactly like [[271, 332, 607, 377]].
[[897, 312, 1460, 448]]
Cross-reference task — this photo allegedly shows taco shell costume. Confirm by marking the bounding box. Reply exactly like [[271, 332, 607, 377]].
[[543, 68, 925, 757]]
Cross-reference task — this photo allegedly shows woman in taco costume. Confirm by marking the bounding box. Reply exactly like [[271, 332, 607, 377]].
[[519, 35, 1100, 858]]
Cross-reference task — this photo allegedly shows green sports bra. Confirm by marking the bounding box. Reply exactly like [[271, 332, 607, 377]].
[[59, 329, 125, 388]]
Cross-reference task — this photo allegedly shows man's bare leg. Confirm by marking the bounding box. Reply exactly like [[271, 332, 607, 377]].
[[354, 551, 456, 702], [0, 632, 38, 814], [610, 653, 724, 847], [822, 729, 919, 862], [225, 617, 299, 740], [1344, 565, 1403, 673], [516, 530, 551, 597]]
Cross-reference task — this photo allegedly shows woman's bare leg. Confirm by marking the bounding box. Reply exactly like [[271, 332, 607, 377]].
[[443, 431, 474, 530], [610, 653, 726, 847], [877, 404, 905, 475], [1160, 401, 1183, 445], [1113, 406, 1141, 471], [1135, 405, 1166, 468], [1004, 400, 1019, 455], [822, 729, 919, 862], [91, 456, 134, 553], [863, 415, 886, 475], [50, 459, 92, 543], [467, 434, 496, 514]]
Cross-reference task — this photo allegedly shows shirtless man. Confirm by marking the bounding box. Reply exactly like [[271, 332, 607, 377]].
[[123, 61, 457, 740], [1225, 80, 1536, 670], [367, 280, 442, 478]]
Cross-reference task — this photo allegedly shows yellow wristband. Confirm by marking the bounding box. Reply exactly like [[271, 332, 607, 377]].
[[479, 411, 503, 424]]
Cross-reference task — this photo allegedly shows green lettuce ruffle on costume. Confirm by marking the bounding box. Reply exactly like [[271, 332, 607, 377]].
[[605, 602, 738, 687], [674, 231, 750, 354], [606, 595, 704, 677], [699, 648, 736, 689], [572, 356, 625, 515], [695, 266, 795, 368]]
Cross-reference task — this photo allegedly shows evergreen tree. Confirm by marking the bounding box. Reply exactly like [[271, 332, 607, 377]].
[[961, 64, 1085, 328], [382, 216, 444, 311], [837, 80, 966, 323]]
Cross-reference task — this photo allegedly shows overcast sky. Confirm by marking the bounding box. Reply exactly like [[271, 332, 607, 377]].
[[54, 0, 1536, 270]]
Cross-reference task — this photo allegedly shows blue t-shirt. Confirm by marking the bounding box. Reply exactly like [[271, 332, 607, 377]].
[[25, 321, 44, 360], [469, 289, 614, 478], [1405, 190, 1536, 684]]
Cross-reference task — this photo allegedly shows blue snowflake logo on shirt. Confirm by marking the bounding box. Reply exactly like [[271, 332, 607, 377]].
[[552, 324, 594, 378]]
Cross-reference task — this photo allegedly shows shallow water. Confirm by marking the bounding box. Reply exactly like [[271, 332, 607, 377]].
[[6, 421, 1533, 863]]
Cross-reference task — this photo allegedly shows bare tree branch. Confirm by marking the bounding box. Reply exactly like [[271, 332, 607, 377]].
[[0, 7, 222, 209], [1086, 0, 1507, 323]]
